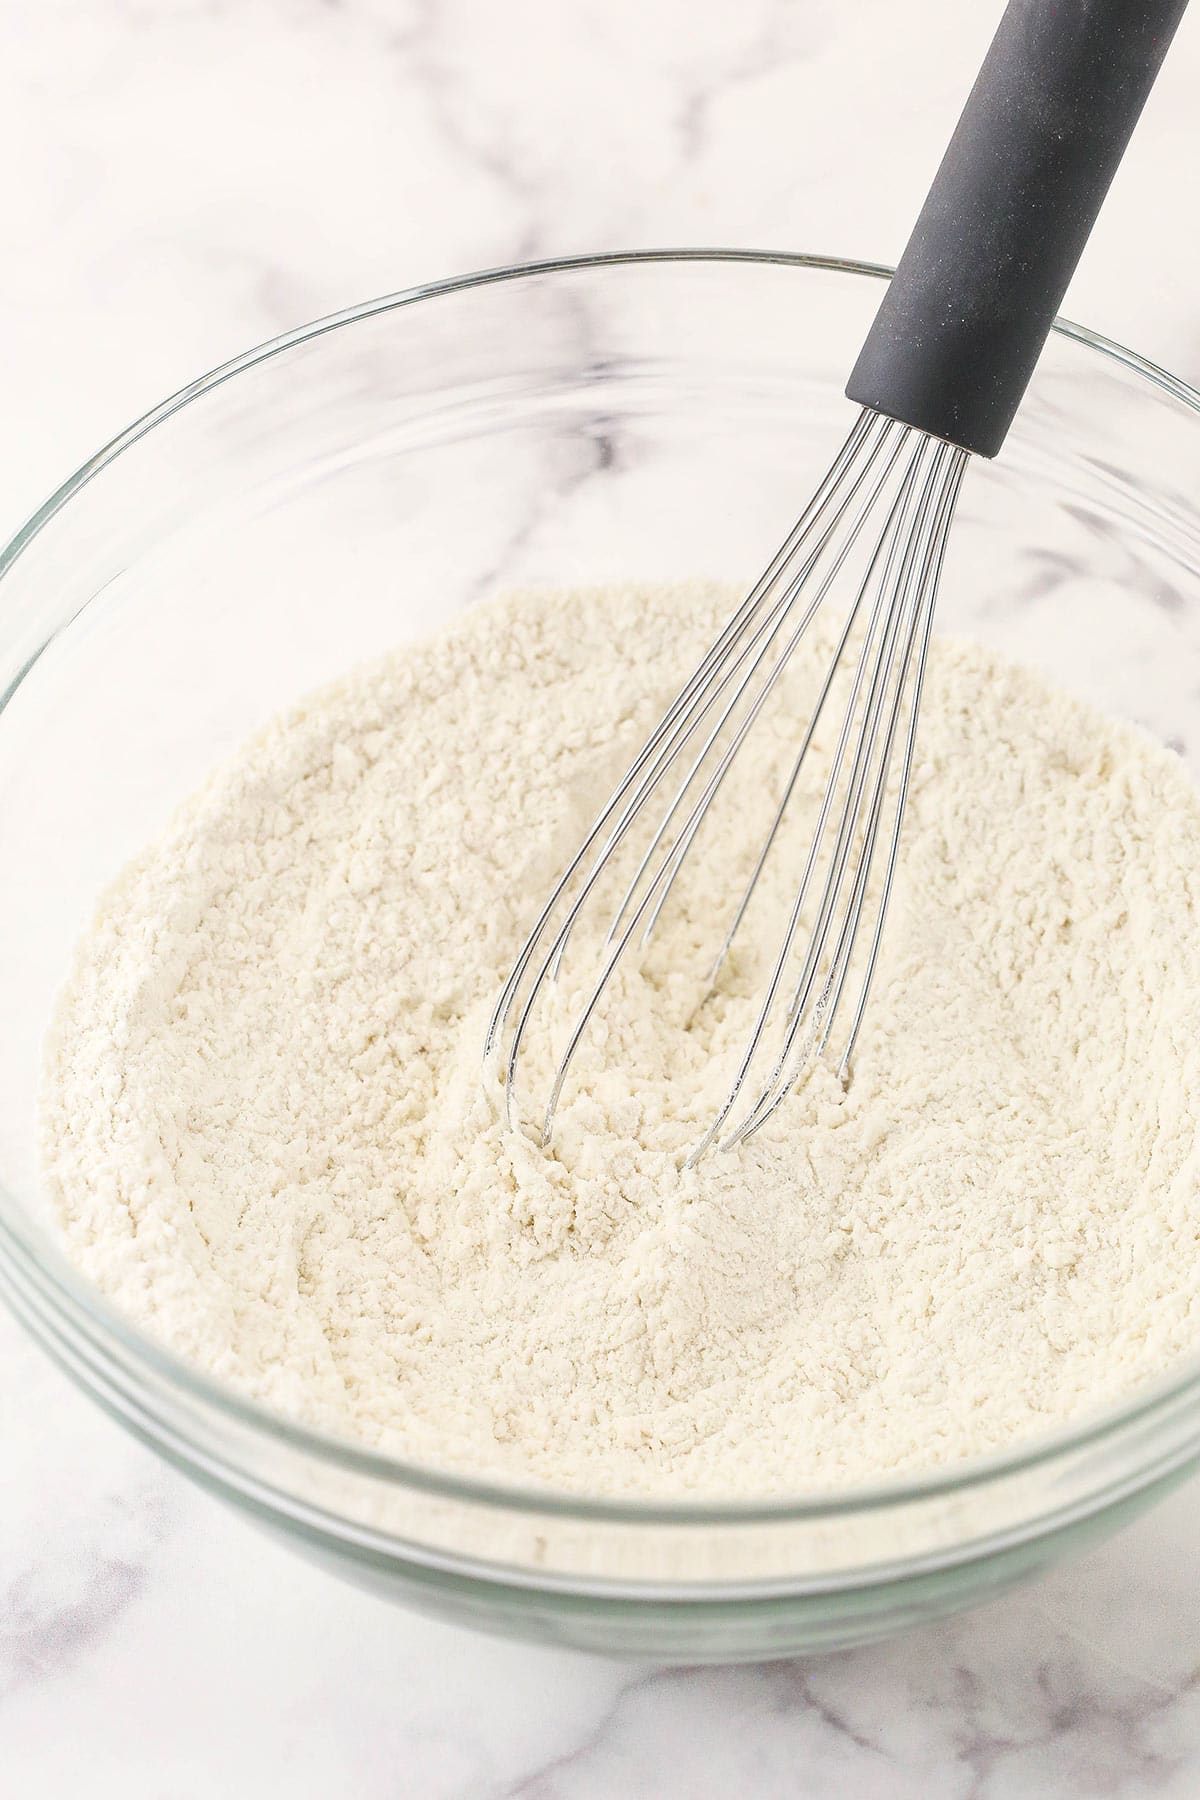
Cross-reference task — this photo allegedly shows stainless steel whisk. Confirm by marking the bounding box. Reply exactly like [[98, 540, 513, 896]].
[[486, 0, 1188, 1158]]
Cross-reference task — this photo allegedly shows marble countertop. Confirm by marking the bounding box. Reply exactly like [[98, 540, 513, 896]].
[[6, 1, 1200, 1793]]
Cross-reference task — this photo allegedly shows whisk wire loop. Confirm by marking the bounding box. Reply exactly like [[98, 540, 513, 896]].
[[485, 409, 969, 1156]]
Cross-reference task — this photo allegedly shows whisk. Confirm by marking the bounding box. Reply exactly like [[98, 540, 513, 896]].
[[486, 0, 1188, 1158]]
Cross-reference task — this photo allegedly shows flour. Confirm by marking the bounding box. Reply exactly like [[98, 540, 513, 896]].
[[40, 582, 1200, 1497]]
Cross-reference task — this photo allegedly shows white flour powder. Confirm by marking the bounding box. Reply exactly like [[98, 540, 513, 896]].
[[41, 582, 1200, 1497]]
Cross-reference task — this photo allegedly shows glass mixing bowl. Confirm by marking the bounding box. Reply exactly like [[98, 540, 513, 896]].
[[3, 252, 1200, 1663]]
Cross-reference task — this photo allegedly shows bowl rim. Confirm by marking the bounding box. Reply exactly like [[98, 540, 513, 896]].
[[4, 245, 1200, 1529]]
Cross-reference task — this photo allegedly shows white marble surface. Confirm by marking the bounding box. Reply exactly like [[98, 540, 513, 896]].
[[6, 1, 1200, 1793]]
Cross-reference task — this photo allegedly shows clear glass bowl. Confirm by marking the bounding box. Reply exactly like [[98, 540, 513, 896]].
[[3, 251, 1200, 1663]]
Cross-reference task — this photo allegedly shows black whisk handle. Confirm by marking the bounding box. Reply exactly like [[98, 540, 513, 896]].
[[846, 0, 1189, 458]]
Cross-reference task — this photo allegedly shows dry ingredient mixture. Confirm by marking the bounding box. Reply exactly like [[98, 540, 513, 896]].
[[41, 582, 1200, 1497]]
